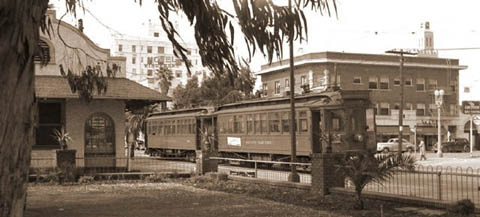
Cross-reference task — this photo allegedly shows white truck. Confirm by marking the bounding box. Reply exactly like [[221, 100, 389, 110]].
[[376, 138, 416, 153]]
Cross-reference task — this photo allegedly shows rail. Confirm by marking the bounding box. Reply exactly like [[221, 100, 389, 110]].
[[210, 157, 312, 184]]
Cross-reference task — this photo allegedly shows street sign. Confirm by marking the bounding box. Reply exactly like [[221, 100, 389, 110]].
[[474, 116, 480, 126], [462, 101, 480, 114]]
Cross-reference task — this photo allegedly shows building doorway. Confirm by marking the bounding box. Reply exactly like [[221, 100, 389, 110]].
[[85, 113, 116, 169]]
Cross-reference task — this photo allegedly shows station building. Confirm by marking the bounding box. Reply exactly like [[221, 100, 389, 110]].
[[32, 10, 170, 168]]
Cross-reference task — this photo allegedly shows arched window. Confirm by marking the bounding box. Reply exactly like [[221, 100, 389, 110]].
[[85, 113, 115, 155]]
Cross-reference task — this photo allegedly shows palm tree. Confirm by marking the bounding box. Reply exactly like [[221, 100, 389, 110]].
[[156, 66, 174, 95], [336, 151, 416, 210]]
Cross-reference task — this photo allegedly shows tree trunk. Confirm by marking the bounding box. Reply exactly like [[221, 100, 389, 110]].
[[0, 1, 49, 216], [354, 188, 364, 210]]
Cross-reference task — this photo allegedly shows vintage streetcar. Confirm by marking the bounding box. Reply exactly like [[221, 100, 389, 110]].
[[145, 90, 376, 163]]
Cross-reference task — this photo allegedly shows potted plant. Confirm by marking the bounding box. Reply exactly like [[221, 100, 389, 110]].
[[52, 128, 77, 182], [52, 127, 72, 150]]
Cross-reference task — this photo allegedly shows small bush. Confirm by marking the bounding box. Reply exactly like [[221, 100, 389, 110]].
[[208, 172, 228, 182], [143, 174, 168, 183], [78, 176, 94, 184], [449, 199, 475, 216]]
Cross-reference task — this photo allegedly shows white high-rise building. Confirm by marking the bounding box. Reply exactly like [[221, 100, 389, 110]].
[[112, 20, 209, 96]]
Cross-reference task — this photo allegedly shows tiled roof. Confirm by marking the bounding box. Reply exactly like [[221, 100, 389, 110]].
[[35, 76, 170, 101]]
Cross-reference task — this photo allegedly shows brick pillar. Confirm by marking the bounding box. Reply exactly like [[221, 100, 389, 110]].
[[56, 149, 77, 182], [311, 153, 345, 195], [195, 150, 218, 175]]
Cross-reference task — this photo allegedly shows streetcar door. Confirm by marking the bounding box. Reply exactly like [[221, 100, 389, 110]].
[[311, 111, 322, 153]]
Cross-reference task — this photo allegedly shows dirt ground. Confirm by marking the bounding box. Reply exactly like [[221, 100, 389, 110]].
[[25, 183, 344, 217]]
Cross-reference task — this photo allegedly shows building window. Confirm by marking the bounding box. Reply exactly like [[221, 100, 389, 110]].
[[132, 45, 136, 53], [175, 70, 182, 78], [132, 68, 136, 74], [393, 103, 400, 110], [118, 44, 123, 52], [301, 75, 307, 86], [368, 77, 378, 89], [393, 78, 400, 86], [429, 103, 438, 115], [429, 79, 437, 90], [153, 32, 159, 37], [405, 78, 412, 86], [147, 70, 153, 76], [416, 78, 425, 91], [36, 101, 64, 146], [353, 77, 362, 84], [416, 104, 425, 116], [34, 40, 52, 63], [285, 79, 290, 88], [450, 104, 457, 115], [147, 57, 153, 65], [380, 77, 389, 90], [85, 113, 115, 155], [274, 81, 281, 94], [147, 46, 152, 53], [158, 47, 164, 54], [330, 75, 341, 87], [262, 83, 268, 92], [405, 103, 413, 110], [379, 102, 390, 115], [132, 57, 136, 64]]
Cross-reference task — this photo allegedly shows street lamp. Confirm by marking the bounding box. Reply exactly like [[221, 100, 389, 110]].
[[434, 89, 444, 158]]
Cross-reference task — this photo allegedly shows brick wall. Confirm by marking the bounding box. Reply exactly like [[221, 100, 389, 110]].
[[65, 99, 126, 167]]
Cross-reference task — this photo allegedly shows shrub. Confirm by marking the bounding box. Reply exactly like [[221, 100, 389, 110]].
[[143, 174, 168, 183], [78, 176, 94, 184], [449, 199, 475, 216]]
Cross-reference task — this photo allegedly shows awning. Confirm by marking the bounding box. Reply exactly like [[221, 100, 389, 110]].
[[377, 126, 410, 135], [464, 120, 480, 133], [35, 75, 171, 101], [416, 126, 447, 136]]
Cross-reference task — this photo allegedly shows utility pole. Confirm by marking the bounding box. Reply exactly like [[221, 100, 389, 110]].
[[288, 0, 299, 182], [385, 49, 417, 155]]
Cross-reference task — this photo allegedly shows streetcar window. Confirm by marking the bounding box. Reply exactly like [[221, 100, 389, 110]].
[[260, 113, 268, 134], [282, 112, 290, 133], [247, 114, 254, 134], [332, 118, 341, 131], [152, 121, 158, 134], [254, 114, 261, 134], [171, 123, 176, 134], [158, 122, 163, 135], [233, 115, 245, 134], [299, 111, 308, 133], [227, 116, 234, 133], [269, 112, 280, 133]]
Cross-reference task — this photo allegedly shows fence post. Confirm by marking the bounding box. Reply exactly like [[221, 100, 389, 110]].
[[437, 171, 442, 200], [254, 161, 258, 178]]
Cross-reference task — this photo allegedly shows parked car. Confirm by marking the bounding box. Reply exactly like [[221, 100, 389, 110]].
[[377, 138, 416, 153], [433, 138, 470, 153]]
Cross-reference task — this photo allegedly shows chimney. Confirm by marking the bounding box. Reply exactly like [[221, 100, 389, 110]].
[[78, 19, 84, 32]]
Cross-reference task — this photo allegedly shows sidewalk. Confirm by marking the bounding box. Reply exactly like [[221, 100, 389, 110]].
[[415, 151, 480, 169]]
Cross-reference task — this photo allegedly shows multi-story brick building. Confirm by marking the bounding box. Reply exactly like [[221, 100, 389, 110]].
[[257, 51, 467, 149], [111, 20, 210, 96]]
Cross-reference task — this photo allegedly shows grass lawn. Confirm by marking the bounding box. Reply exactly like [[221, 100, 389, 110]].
[[25, 182, 341, 217], [24, 174, 473, 217]]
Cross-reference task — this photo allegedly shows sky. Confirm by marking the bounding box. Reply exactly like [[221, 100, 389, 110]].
[[50, 0, 480, 102]]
